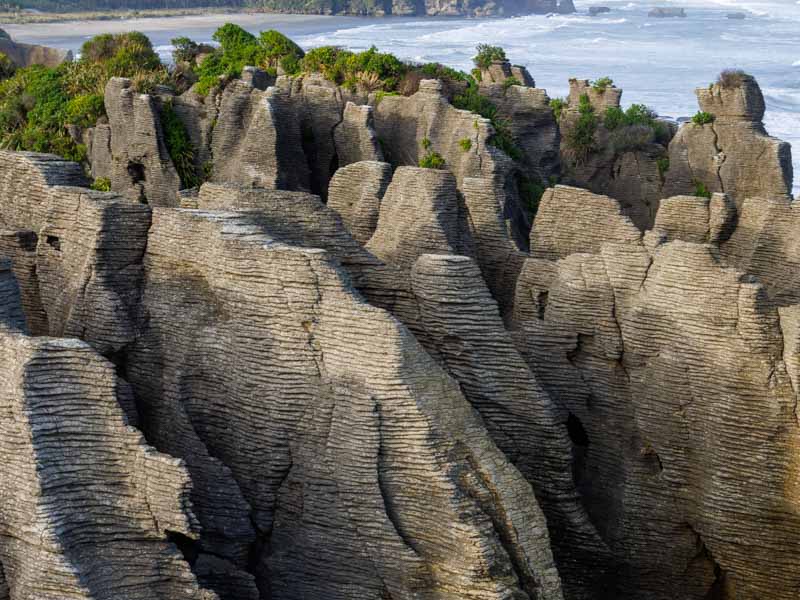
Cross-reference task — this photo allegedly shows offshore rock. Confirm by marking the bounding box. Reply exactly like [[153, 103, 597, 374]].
[[0, 29, 72, 67]]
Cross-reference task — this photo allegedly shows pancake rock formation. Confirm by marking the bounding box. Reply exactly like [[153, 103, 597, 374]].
[[0, 53, 797, 600]]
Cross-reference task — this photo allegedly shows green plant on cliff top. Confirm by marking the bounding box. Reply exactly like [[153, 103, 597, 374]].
[[502, 76, 521, 91], [473, 44, 507, 70], [591, 76, 614, 92], [419, 150, 446, 169], [692, 111, 715, 125], [656, 156, 670, 179], [717, 68, 750, 89], [564, 93, 598, 162]]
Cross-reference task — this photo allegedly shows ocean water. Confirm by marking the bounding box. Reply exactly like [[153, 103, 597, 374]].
[[4, 0, 799, 194]]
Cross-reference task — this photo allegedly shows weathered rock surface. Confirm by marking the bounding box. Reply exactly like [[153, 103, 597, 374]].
[[366, 166, 475, 268], [125, 206, 564, 600], [327, 160, 392, 244], [104, 78, 182, 206], [212, 79, 310, 191], [664, 74, 793, 206], [333, 101, 384, 168], [514, 184, 800, 599], [0, 269, 215, 600]]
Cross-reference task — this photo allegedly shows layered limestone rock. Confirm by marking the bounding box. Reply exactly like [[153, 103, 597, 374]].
[[559, 81, 669, 230], [664, 74, 793, 206], [479, 59, 535, 86], [409, 254, 610, 599], [0, 273, 214, 600], [212, 79, 310, 191], [125, 206, 564, 600], [0, 151, 149, 355], [327, 160, 392, 244], [333, 101, 384, 168], [513, 184, 800, 599], [371, 79, 536, 247], [480, 81, 561, 185], [103, 78, 182, 206], [366, 166, 475, 269]]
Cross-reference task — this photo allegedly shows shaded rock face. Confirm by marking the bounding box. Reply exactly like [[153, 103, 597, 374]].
[[513, 184, 800, 599], [0, 263, 216, 600], [327, 160, 392, 244], [664, 75, 793, 206]]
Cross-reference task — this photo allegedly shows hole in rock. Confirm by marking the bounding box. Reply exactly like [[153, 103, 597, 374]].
[[18, 231, 37, 251], [127, 162, 146, 184], [536, 290, 548, 320], [166, 531, 199, 566], [566, 412, 589, 447], [45, 236, 61, 251]]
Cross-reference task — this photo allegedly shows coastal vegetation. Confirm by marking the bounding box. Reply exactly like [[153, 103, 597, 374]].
[[692, 110, 715, 125]]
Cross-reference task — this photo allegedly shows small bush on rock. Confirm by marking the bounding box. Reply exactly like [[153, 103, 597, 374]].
[[473, 44, 507, 70], [693, 179, 712, 199], [592, 76, 614, 92], [502, 76, 521, 91], [90, 176, 111, 191], [717, 69, 750, 88], [565, 94, 598, 162], [160, 99, 198, 189], [459, 138, 472, 151], [419, 150, 446, 169], [692, 111, 715, 125], [549, 97, 566, 120]]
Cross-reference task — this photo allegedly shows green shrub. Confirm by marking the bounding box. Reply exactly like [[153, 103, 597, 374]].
[[549, 97, 567, 120], [419, 62, 468, 82], [90, 176, 111, 191], [259, 29, 304, 66], [160, 99, 198, 189], [609, 123, 655, 153], [300, 44, 406, 91], [172, 36, 199, 63], [517, 173, 548, 216], [419, 150, 446, 169], [459, 137, 472, 151], [656, 156, 670, 178], [421, 137, 432, 150], [692, 111, 715, 125], [502, 76, 521, 91], [65, 93, 105, 128], [452, 80, 521, 161], [374, 90, 399, 104], [565, 93, 598, 162], [603, 105, 625, 130], [592, 76, 614, 92], [473, 44, 506, 70], [0, 52, 15, 80], [693, 179, 712, 199], [717, 68, 750, 88]]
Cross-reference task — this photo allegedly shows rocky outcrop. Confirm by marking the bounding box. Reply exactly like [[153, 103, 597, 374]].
[[513, 185, 800, 599], [0, 29, 71, 68], [125, 206, 564, 600], [0, 151, 149, 355], [664, 74, 793, 206], [103, 78, 181, 206], [366, 166, 474, 268], [333, 101, 384, 168], [327, 160, 392, 244], [559, 80, 669, 230], [0, 268, 214, 600], [212, 79, 310, 191]]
